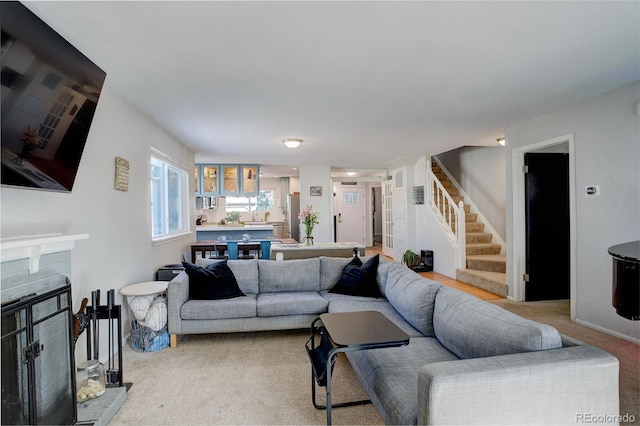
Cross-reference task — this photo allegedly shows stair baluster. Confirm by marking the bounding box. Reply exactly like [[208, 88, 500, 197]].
[[429, 157, 507, 297], [427, 159, 466, 270]]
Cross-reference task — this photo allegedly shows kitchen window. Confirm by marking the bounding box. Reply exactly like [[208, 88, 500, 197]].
[[225, 189, 274, 213], [150, 149, 190, 242]]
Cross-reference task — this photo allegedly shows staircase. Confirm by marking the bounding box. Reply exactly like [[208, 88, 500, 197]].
[[431, 161, 508, 297]]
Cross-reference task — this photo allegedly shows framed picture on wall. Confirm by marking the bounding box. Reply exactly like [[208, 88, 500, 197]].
[[310, 186, 322, 196]]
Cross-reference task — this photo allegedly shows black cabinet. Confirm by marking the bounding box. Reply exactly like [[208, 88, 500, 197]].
[[609, 241, 640, 321]]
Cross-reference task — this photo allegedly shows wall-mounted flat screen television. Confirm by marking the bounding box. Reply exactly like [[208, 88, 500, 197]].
[[1, 1, 106, 192]]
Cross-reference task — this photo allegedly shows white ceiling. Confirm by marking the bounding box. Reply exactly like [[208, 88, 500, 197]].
[[24, 1, 640, 178]]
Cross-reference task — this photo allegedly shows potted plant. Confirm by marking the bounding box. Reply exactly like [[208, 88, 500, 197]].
[[227, 211, 241, 225], [401, 249, 421, 269], [298, 205, 319, 245]]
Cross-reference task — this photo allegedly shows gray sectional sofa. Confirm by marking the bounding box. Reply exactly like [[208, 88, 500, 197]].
[[167, 256, 619, 425]]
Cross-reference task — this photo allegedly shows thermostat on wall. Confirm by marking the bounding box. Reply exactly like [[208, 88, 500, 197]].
[[585, 185, 600, 196]]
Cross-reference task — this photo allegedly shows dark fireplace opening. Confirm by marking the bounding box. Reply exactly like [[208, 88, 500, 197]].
[[1, 283, 77, 425]]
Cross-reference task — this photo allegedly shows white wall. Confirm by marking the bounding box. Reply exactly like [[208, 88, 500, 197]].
[[0, 84, 196, 360], [299, 165, 332, 243], [412, 156, 458, 276], [382, 161, 422, 261], [505, 81, 640, 341], [436, 146, 506, 240]]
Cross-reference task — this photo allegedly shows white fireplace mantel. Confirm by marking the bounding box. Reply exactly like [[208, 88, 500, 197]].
[[1, 233, 89, 274]]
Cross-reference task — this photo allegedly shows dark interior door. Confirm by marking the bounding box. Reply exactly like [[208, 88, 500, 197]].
[[524, 152, 570, 301]]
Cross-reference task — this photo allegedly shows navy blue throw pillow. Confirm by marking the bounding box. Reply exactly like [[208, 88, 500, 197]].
[[182, 261, 245, 300], [329, 254, 381, 298]]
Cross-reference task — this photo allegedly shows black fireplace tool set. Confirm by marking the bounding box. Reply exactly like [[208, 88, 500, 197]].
[[76, 289, 125, 388]]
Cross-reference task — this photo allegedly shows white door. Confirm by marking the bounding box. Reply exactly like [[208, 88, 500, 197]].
[[382, 180, 394, 258], [336, 186, 365, 245]]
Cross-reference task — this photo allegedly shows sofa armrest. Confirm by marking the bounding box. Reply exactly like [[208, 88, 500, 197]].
[[167, 271, 189, 336], [417, 345, 619, 425]]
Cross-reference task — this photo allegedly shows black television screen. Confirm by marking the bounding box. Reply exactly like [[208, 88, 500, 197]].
[[1, 1, 106, 192]]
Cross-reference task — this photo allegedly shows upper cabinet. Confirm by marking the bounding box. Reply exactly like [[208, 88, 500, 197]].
[[221, 165, 240, 196], [196, 163, 259, 197], [194, 165, 200, 195], [241, 165, 259, 196], [201, 164, 220, 195]]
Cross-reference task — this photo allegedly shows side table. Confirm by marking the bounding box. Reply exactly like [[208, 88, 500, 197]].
[[120, 281, 169, 352], [306, 311, 410, 425]]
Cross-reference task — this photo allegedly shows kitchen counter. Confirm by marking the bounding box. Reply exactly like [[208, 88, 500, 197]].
[[269, 242, 365, 260], [196, 223, 275, 241], [196, 224, 274, 231]]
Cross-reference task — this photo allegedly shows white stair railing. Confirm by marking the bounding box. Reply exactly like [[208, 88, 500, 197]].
[[427, 158, 466, 269]]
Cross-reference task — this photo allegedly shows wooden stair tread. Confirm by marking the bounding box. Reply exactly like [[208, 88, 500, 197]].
[[466, 233, 493, 244], [456, 269, 508, 297], [459, 269, 506, 283], [466, 223, 484, 232], [464, 213, 478, 222], [466, 243, 501, 255], [466, 254, 506, 273], [466, 254, 506, 262]]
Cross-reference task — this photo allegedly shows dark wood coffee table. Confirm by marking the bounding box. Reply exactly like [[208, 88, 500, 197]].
[[307, 311, 410, 425]]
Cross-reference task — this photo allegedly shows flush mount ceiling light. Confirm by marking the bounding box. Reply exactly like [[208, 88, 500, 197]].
[[496, 137, 506, 146], [283, 138, 303, 149]]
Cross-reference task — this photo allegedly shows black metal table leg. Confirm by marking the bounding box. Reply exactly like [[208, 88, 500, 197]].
[[307, 318, 371, 425]]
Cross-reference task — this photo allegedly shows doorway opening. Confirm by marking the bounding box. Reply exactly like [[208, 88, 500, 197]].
[[511, 134, 577, 319], [524, 152, 569, 301], [372, 186, 382, 245]]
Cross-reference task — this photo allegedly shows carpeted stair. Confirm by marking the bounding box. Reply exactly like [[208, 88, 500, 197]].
[[432, 161, 508, 297]]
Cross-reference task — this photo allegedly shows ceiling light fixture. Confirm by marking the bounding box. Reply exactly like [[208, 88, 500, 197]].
[[283, 138, 303, 149], [496, 137, 506, 146], [347, 172, 356, 176]]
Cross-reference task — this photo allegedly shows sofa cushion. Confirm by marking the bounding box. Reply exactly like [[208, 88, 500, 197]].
[[319, 256, 389, 294], [384, 262, 441, 337], [257, 292, 328, 317], [321, 291, 388, 304], [258, 258, 320, 292], [433, 286, 563, 359], [346, 337, 459, 425], [181, 294, 257, 320], [329, 254, 382, 298], [319, 256, 353, 291], [328, 299, 424, 338], [196, 258, 259, 294], [182, 261, 246, 300], [375, 261, 393, 297]]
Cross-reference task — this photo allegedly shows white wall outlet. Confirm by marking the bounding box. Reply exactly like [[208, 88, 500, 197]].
[[585, 185, 600, 196]]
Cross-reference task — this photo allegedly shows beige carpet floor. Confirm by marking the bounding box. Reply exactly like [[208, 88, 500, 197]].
[[111, 300, 639, 425], [111, 330, 381, 425]]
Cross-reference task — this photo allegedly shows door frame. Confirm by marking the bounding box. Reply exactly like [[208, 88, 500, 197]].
[[382, 179, 394, 258], [511, 134, 577, 319], [335, 185, 366, 245]]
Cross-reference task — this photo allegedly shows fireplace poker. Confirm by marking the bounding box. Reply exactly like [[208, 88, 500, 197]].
[[107, 290, 112, 373], [91, 290, 98, 360], [106, 289, 118, 384], [96, 289, 101, 360]]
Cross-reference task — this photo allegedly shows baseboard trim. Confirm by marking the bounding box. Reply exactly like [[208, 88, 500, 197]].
[[574, 318, 639, 345]]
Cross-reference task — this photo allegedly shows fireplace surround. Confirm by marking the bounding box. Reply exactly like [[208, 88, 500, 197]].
[[1, 283, 76, 424], [1, 234, 87, 425]]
